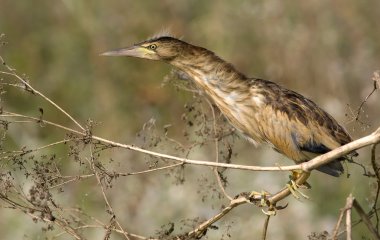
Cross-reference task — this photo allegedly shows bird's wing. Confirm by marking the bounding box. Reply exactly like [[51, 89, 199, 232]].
[[250, 79, 355, 163]]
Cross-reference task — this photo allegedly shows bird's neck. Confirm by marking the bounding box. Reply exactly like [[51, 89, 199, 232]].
[[169, 46, 265, 145], [169, 47, 249, 97]]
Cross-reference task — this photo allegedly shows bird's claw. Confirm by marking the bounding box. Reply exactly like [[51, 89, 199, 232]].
[[262, 208, 276, 216], [286, 180, 309, 200], [248, 190, 277, 215], [248, 190, 262, 198]]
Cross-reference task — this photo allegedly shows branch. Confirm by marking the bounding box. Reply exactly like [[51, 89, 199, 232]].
[[262, 215, 271, 240], [332, 194, 380, 240], [353, 199, 380, 240], [3, 110, 380, 214], [302, 127, 380, 172], [346, 195, 353, 240], [371, 143, 380, 231], [2, 111, 380, 176], [0, 57, 85, 132], [185, 195, 254, 239], [353, 71, 379, 124], [268, 127, 380, 205], [207, 98, 233, 201]]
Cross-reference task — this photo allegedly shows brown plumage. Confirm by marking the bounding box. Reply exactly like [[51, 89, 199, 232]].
[[101, 34, 357, 177]]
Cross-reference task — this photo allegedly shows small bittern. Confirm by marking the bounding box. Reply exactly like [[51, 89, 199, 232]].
[[101, 34, 357, 177]]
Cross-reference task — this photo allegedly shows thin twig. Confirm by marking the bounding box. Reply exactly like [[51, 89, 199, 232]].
[[262, 215, 271, 240], [354, 84, 378, 123], [88, 144, 131, 240], [49, 174, 95, 189], [0, 62, 85, 131], [118, 162, 184, 176], [61, 208, 151, 239], [346, 194, 353, 240], [186, 196, 252, 239], [1, 194, 83, 239], [371, 143, 380, 231], [207, 98, 233, 200], [49, 163, 184, 189], [332, 204, 347, 240], [346, 71, 379, 126]]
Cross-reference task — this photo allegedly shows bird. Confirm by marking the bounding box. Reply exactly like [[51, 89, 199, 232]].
[[101, 33, 357, 177]]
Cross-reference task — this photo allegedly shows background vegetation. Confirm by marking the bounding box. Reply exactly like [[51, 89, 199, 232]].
[[0, 0, 379, 239]]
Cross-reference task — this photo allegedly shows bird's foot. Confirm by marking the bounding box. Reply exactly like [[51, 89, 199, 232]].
[[290, 169, 307, 181], [248, 190, 291, 216], [287, 171, 311, 200], [286, 180, 309, 200], [290, 170, 312, 189], [248, 191, 277, 215]]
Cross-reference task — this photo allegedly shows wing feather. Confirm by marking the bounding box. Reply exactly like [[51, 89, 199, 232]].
[[249, 79, 356, 176]]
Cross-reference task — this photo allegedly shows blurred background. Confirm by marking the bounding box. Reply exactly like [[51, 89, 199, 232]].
[[0, 0, 379, 239]]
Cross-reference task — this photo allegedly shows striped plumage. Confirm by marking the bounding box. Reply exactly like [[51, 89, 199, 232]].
[[102, 35, 356, 177]]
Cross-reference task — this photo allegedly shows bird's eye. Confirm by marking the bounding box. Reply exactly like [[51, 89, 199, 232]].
[[148, 44, 157, 50]]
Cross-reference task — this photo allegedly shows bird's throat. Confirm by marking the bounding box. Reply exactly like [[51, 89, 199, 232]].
[[171, 53, 262, 144], [171, 52, 248, 100]]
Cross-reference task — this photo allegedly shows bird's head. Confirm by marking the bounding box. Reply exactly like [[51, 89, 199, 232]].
[[101, 36, 187, 62]]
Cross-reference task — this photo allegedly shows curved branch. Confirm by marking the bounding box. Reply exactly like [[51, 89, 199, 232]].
[[186, 196, 253, 239], [0, 62, 85, 132], [2, 112, 380, 176], [302, 127, 380, 172]]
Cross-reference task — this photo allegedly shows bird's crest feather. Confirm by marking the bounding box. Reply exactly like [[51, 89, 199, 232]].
[[146, 29, 178, 42]]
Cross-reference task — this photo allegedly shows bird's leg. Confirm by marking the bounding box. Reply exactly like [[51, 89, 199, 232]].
[[286, 171, 311, 200]]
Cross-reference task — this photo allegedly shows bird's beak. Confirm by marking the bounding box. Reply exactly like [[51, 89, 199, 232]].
[[100, 45, 141, 57], [100, 45, 159, 60]]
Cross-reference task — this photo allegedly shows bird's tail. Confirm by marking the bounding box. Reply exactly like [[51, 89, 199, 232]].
[[316, 160, 344, 177], [316, 151, 358, 177]]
